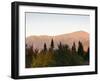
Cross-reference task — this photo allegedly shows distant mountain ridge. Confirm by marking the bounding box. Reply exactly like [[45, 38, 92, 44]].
[[26, 31, 89, 51]]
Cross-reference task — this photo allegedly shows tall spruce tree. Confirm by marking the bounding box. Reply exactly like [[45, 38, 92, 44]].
[[50, 39, 54, 50], [44, 43, 47, 51], [77, 41, 84, 56], [72, 42, 76, 54]]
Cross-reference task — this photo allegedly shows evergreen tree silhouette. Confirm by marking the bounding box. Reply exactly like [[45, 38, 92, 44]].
[[72, 42, 76, 54], [58, 42, 63, 49], [51, 39, 54, 48], [77, 41, 84, 56], [50, 39, 54, 50], [43, 43, 47, 51]]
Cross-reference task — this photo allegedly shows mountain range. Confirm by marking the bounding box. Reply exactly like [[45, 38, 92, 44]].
[[26, 31, 89, 51]]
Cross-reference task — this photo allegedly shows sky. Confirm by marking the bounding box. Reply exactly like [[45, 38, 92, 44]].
[[25, 12, 90, 37]]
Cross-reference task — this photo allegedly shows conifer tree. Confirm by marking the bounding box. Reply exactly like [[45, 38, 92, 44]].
[[72, 42, 76, 54], [77, 41, 84, 56], [44, 43, 47, 51], [58, 42, 62, 49], [50, 39, 54, 50]]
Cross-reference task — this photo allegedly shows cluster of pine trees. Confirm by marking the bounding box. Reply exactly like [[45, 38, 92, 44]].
[[25, 39, 89, 68]]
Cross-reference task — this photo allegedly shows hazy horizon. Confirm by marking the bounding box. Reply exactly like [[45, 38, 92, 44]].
[[26, 12, 90, 37], [26, 30, 89, 37]]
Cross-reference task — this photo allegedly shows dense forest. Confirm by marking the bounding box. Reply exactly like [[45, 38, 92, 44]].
[[25, 39, 89, 68]]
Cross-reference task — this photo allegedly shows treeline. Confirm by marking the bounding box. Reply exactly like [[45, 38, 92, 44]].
[[25, 39, 89, 68]]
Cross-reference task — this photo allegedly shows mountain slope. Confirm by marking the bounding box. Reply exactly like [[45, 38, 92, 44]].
[[26, 31, 89, 51]]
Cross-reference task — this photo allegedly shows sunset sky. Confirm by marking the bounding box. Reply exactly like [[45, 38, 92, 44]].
[[26, 12, 90, 37]]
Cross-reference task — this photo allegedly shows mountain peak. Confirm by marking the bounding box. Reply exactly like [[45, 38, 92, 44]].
[[72, 31, 89, 34]]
